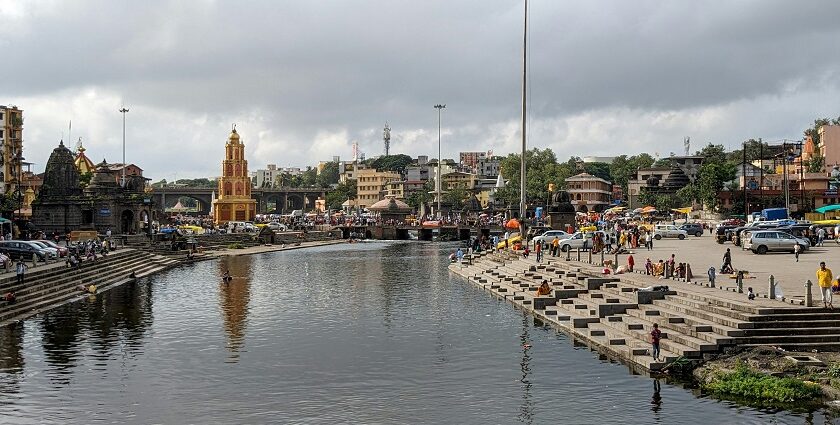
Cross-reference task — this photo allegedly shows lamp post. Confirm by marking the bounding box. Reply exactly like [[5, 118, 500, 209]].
[[119, 107, 129, 187], [434, 104, 446, 218]]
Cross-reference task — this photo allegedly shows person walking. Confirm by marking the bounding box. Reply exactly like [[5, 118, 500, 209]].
[[552, 237, 560, 257], [15, 260, 27, 285], [794, 243, 801, 262], [817, 261, 834, 308], [535, 242, 542, 263], [650, 323, 662, 362], [722, 248, 732, 273], [818, 227, 827, 247]]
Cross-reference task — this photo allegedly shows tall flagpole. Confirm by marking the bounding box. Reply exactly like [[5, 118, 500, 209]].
[[519, 0, 528, 235]]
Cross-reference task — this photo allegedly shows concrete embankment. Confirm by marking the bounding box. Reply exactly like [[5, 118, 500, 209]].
[[450, 250, 840, 374]]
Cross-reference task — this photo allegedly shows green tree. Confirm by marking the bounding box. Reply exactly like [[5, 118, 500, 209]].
[[583, 162, 611, 181], [443, 187, 468, 210], [805, 152, 825, 173], [79, 172, 93, 188], [696, 144, 727, 164], [496, 148, 576, 208], [406, 180, 434, 210], [370, 154, 413, 174], [325, 180, 357, 210], [316, 162, 340, 187], [301, 167, 317, 187]]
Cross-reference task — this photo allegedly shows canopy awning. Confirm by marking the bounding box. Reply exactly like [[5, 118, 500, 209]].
[[815, 204, 840, 214]]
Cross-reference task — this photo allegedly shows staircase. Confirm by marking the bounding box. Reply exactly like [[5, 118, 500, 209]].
[[0, 249, 178, 326], [453, 250, 840, 372]]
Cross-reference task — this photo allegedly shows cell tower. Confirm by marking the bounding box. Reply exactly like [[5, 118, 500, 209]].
[[383, 123, 391, 156]]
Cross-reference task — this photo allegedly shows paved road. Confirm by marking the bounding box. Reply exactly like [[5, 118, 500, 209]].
[[618, 233, 838, 300]]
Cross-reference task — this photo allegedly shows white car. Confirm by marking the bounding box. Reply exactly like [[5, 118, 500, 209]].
[[557, 231, 611, 252], [28, 241, 59, 259], [267, 222, 287, 231], [653, 224, 688, 240], [533, 230, 569, 246]]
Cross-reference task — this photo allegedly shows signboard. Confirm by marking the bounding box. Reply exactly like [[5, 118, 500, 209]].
[[99, 208, 111, 216]]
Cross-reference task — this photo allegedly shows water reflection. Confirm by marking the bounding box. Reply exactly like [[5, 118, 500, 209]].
[[0, 322, 24, 399], [36, 280, 154, 385], [0, 322, 24, 373], [218, 256, 253, 362], [651, 379, 662, 414], [518, 313, 533, 424]]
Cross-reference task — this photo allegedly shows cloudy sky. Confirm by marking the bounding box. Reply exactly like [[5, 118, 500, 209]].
[[2, 0, 840, 180]]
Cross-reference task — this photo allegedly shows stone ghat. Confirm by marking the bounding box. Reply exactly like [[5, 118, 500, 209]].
[[450, 251, 840, 373]]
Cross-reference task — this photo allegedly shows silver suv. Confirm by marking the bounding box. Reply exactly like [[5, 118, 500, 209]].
[[744, 230, 810, 255]]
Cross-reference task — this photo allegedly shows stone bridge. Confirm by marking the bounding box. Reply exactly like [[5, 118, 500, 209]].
[[336, 224, 506, 241], [150, 187, 327, 215]]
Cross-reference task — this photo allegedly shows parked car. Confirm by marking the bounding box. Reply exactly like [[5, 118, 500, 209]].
[[28, 241, 59, 259], [0, 241, 49, 261], [267, 222, 288, 232], [557, 231, 611, 252], [37, 239, 69, 257], [533, 230, 569, 247], [679, 223, 704, 237], [743, 230, 810, 254], [653, 224, 687, 240]]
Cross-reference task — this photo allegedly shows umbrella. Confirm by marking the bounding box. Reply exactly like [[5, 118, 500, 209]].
[[505, 218, 520, 229], [815, 204, 840, 214], [671, 207, 692, 215]]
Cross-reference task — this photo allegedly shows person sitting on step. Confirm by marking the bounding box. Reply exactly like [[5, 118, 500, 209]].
[[536, 280, 551, 296], [3, 291, 16, 304]]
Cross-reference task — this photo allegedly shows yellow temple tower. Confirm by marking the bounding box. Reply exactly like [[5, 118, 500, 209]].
[[212, 127, 256, 224]]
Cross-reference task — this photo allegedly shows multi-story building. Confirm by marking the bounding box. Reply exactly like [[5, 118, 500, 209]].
[[459, 151, 487, 170], [819, 125, 840, 169], [441, 171, 478, 190], [0, 105, 24, 195], [339, 161, 365, 184], [254, 164, 282, 188], [565, 172, 612, 212], [475, 157, 500, 178], [385, 180, 405, 199], [627, 167, 671, 208], [355, 168, 401, 209]]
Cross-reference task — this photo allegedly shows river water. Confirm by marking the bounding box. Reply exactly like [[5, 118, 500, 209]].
[[0, 242, 835, 424]]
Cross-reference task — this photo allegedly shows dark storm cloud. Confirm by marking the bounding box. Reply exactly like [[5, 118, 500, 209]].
[[2, 0, 839, 178]]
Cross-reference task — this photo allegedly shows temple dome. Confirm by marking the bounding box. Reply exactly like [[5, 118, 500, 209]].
[[87, 160, 119, 190], [228, 128, 240, 143], [369, 196, 411, 212], [74, 141, 95, 175], [39, 140, 82, 198]]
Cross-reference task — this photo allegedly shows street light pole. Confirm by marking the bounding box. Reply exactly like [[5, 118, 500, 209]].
[[119, 107, 129, 187], [434, 104, 446, 218]]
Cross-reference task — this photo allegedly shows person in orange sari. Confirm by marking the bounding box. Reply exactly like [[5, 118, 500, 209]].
[[536, 280, 551, 296]]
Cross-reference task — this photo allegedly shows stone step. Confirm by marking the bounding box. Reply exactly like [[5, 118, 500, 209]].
[[744, 327, 840, 337], [597, 316, 702, 357], [0, 256, 156, 315], [649, 299, 751, 329], [626, 306, 744, 338], [0, 259, 167, 324]]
